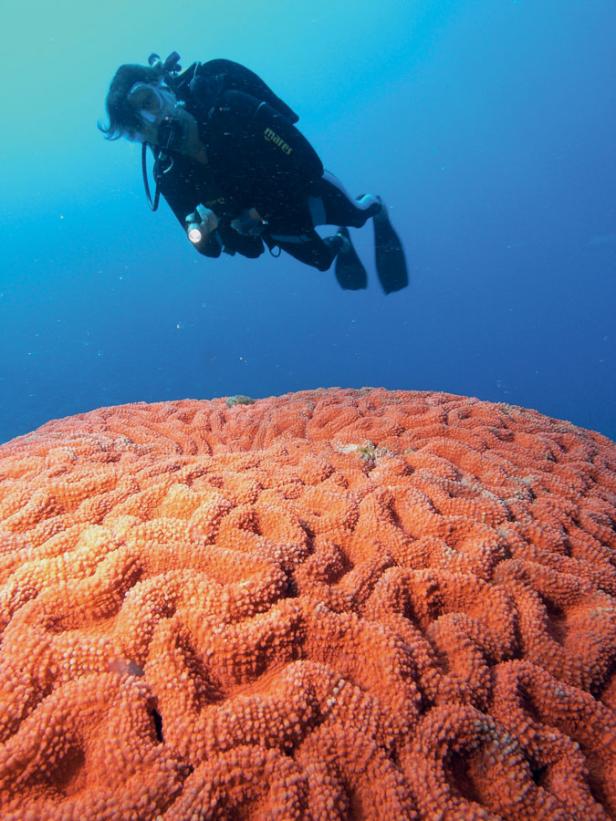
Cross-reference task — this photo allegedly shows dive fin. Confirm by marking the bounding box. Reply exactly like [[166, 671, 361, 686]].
[[373, 203, 408, 294], [334, 227, 368, 290]]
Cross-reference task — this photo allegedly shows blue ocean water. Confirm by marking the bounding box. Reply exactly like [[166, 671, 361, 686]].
[[1, 0, 614, 444]]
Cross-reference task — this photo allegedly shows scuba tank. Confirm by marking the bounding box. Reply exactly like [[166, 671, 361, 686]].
[[183, 58, 299, 125]]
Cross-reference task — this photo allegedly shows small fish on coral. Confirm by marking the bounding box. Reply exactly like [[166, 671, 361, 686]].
[[225, 394, 256, 407], [335, 439, 391, 463]]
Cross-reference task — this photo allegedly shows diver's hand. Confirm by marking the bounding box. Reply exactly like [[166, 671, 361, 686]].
[[185, 204, 219, 242], [230, 208, 265, 237]]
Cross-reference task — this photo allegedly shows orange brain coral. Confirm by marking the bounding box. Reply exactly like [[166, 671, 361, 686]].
[[1, 387, 616, 819]]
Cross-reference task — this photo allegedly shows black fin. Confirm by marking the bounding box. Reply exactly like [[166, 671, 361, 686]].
[[374, 207, 408, 294], [334, 227, 368, 290]]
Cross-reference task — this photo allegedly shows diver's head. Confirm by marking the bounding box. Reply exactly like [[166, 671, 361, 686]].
[[100, 58, 205, 162], [99, 62, 191, 150], [99, 63, 165, 141]]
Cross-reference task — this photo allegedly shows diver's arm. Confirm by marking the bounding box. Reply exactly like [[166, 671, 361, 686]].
[[159, 178, 224, 257], [165, 194, 264, 258], [218, 221, 265, 258], [186, 204, 265, 258], [167, 200, 223, 257]]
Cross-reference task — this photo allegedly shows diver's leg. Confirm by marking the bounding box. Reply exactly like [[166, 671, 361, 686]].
[[268, 229, 367, 289], [330, 227, 368, 290], [372, 200, 408, 294], [268, 230, 338, 271], [306, 172, 408, 293], [308, 171, 382, 228]]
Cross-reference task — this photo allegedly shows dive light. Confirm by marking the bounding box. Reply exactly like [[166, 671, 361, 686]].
[[187, 224, 203, 244], [186, 206, 218, 245]]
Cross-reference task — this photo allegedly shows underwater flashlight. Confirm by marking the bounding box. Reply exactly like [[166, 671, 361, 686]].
[[187, 223, 203, 244]]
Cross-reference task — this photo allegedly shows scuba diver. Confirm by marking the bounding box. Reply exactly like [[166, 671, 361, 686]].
[[100, 52, 407, 293]]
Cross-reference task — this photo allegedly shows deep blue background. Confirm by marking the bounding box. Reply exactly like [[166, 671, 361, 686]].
[[1, 0, 615, 443]]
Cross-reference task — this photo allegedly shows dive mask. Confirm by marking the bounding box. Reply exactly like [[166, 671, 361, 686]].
[[127, 82, 180, 144]]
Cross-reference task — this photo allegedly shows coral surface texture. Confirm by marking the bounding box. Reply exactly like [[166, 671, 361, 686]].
[[1, 388, 616, 820]]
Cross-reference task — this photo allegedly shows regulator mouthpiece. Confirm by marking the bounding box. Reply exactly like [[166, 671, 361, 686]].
[[187, 224, 203, 244]]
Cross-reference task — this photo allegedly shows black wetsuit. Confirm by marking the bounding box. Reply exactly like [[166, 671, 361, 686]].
[[158, 60, 379, 270]]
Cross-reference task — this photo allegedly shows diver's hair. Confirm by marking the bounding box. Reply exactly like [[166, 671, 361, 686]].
[[98, 63, 164, 140]]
